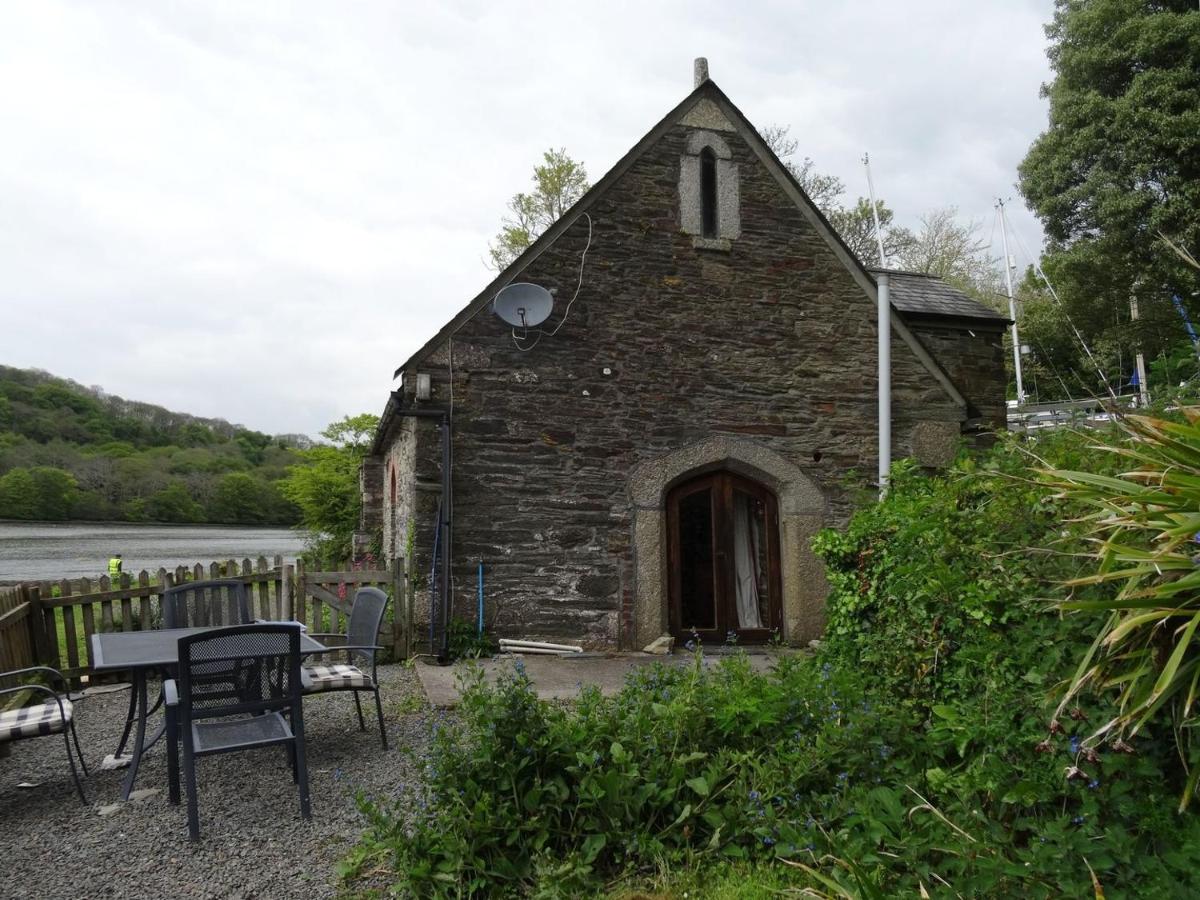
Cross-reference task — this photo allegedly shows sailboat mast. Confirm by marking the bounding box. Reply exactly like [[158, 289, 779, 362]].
[[998, 198, 1026, 405], [864, 153, 887, 267]]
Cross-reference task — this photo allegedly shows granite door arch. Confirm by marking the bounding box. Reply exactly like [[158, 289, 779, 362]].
[[667, 470, 782, 644]]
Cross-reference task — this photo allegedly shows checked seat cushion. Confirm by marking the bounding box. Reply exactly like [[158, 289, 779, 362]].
[[301, 663, 373, 693], [0, 698, 73, 742]]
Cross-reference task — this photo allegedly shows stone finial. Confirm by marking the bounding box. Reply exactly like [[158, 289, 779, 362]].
[[694, 57, 709, 88]]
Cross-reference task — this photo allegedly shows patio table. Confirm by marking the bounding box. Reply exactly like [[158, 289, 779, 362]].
[[90, 626, 325, 800]]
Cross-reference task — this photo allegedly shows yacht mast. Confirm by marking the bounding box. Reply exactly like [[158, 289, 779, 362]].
[[997, 198, 1026, 405]]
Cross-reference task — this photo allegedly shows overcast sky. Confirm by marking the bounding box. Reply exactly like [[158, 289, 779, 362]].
[[1, 0, 1054, 437]]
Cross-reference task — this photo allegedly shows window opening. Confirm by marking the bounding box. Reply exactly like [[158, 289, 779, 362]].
[[700, 148, 718, 238]]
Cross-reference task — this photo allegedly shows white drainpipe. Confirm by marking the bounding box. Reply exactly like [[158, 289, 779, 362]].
[[877, 272, 891, 496]]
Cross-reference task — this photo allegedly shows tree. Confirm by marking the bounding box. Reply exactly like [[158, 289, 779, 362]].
[[280, 413, 380, 563], [488, 149, 590, 270], [1018, 0, 1200, 386], [0, 467, 38, 518], [829, 198, 916, 268], [208, 473, 261, 524], [145, 481, 203, 523], [892, 207, 1003, 306], [758, 124, 845, 214], [319, 413, 379, 456], [0, 466, 78, 520]]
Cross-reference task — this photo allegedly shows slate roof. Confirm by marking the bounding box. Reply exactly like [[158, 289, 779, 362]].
[[874, 269, 1010, 324]]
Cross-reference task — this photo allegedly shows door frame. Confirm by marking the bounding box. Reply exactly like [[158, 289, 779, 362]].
[[666, 470, 783, 644]]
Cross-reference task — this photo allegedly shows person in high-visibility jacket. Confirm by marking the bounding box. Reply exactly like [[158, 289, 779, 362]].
[[108, 555, 123, 577]]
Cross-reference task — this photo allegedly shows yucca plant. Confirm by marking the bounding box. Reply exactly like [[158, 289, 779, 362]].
[[1042, 410, 1200, 809]]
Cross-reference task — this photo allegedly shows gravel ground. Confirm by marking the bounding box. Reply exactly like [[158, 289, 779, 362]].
[[0, 664, 432, 899]]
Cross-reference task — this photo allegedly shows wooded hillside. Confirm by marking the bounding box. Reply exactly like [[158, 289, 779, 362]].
[[0, 365, 306, 525]]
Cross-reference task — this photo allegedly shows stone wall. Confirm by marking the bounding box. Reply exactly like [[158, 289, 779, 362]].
[[353, 455, 384, 562], [906, 320, 1008, 433], [384, 109, 969, 649]]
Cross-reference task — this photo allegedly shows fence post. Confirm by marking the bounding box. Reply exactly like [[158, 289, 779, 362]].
[[282, 564, 294, 620], [23, 584, 49, 667], [295, 559, 307, 628]]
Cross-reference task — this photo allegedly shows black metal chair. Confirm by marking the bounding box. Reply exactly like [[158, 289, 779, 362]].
[[164, 623, 310, 841], [110, 579, 255, 762], [162, 579, 253, 629], [301, 586, 390, 749], [0, 666, 89, 803]]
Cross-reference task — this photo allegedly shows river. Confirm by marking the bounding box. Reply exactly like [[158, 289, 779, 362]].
[[0, 522, 307, 582]]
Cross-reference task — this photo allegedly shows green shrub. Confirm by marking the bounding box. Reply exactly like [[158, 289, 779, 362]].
[[1042, 411, 1200, 808], [346, 430, 1200, 897]]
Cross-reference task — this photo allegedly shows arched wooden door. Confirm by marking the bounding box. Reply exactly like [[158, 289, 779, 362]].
[[667, 471, 782, 644]]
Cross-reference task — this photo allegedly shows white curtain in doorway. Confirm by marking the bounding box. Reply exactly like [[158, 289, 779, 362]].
[[733, 493, 764, 629]]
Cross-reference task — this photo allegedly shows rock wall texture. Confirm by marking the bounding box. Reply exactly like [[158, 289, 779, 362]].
[[383, 106, 977, 649], [906, 321, 1008, 433]]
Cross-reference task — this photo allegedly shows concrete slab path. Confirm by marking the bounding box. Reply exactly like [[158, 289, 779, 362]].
[[414, 650, 793, 707]]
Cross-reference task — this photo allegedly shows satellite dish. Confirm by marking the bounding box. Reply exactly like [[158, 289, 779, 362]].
[[492, 282, 554, 328]]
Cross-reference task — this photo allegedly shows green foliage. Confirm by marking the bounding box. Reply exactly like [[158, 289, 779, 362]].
[[1042, 410, 1200, 808], [1018, 0, 1200, 400], [0, 365, 304, 525], [347, 431, 1200, 897], [204, 472, 284, 525], [0, 466, 78, 520], [446, 617, 496, 660], [280, 413, 380, 563], [488, 149, 590, 270]]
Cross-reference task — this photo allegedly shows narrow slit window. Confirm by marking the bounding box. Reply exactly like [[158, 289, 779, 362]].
[[700, 148, 718, 238]]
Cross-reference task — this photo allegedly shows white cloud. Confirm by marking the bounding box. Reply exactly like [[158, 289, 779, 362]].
[[0, 0, 1055, 435]]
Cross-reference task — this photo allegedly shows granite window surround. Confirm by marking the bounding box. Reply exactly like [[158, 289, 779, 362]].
[[679, 129, 740, 250]]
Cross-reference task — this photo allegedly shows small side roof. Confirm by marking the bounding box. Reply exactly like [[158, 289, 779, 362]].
[[877, 270, 1009, 324]]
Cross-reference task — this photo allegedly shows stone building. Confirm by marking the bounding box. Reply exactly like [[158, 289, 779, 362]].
[[365, 65, 1008, 652]]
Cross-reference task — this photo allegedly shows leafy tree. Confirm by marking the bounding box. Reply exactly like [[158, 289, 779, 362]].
[[280, 413, 380, 563], [0, 467, 38, 518], [755, 126, 919, 268], [0, 466, 78, 520], [207, 472, 272, 525], [893, 207, 1004, 307], [0, 365, 307, 526], [488, 149, 589, 270], [319, 413, 379, 455], [1018, 0, 1200, 392], [828, 197, 916, 267], [758, 124, 845, 214], [29, 467, 78, 519], [145, 481, 204, 522]]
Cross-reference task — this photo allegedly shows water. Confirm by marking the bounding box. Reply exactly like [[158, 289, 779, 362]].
[[0, 522, 307, 582]]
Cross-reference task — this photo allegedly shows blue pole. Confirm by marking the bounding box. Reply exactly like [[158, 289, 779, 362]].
[[1174, 295, 1200, 362], [477, 561, 484, 636]]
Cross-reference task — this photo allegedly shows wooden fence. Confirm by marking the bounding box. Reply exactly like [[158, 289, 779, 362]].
[[0, 556, 415, 687], [0, 585, 37, 689]]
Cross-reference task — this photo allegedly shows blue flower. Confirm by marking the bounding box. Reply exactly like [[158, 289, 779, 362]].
[[749, 790, 761, 802], [1069, 736, 1080, 754], [763, 836, 776, 846], [1072, 814, 1086, 825], [1088, 779, 1100, 790]]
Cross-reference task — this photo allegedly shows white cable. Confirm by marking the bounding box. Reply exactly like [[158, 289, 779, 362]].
[[512, 213, 593, 351]]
